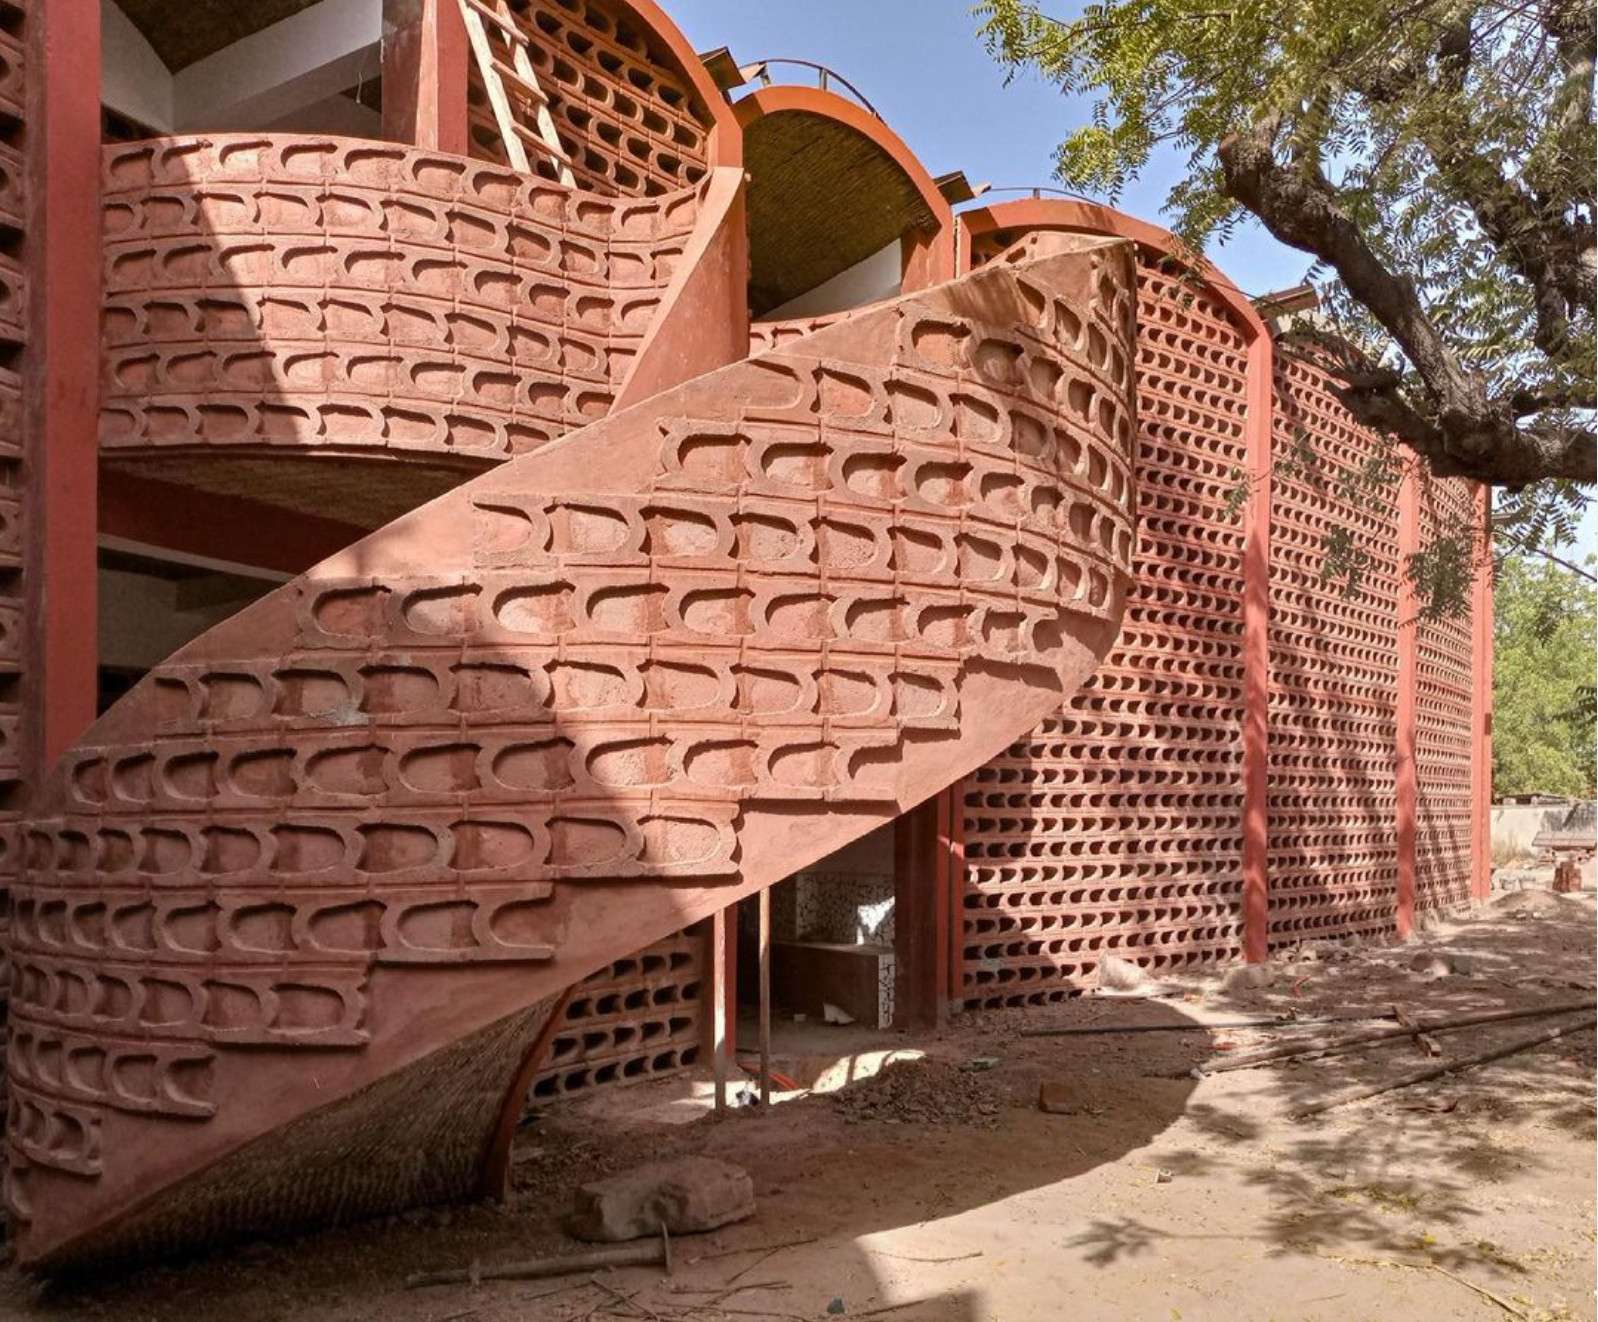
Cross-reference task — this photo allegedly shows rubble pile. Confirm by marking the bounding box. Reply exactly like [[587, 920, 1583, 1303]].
[[831, 1059, 1005, 1129]]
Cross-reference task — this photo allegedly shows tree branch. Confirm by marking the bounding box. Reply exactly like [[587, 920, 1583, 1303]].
[[1420, 15, 1593, 358], [1217, 117, 1597, 486], [1493, 523, 1598, 582]]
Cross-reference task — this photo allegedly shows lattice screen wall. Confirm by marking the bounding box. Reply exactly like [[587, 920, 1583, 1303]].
[[1414, 474, 1477, 917], [959, 236, 1249, 1009], [1266, 341, 1402, 948], [467, 0, 713, 196], [527, 926, 703, 1103]]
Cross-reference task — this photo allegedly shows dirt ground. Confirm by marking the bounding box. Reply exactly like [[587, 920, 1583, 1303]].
[[3, 887, 1593, 1322]]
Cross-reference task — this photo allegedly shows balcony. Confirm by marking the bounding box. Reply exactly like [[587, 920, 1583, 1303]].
[[98, 134, 702, 524]]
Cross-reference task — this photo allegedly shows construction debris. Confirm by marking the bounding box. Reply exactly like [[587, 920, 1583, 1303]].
[[405, 1229, 672, 1288], [1293, 1014, 1598, 1118], [1221, 964, 1276, 993], [1097, 953, 1154, 992], [568, 1157, 756, 1243], [1195, 1000, 1593, 1076], [1019, 1010, 1392, 1037], [832, 1059, 1003, 1129], [1408, 950, 1476, 977], [1037, 1080, 1108, 1116]]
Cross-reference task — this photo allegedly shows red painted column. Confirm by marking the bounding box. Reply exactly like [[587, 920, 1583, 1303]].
[[932, 788, 951, 1012], [945, 781, 966, 1008], [382, 0, 469, 154], [1470, 482, 1494, 901], [894, 792, 948, 1028], [24, 0, 100, 778], [1395, 463, 1420, 937], [1239, 333, 1274, 962]]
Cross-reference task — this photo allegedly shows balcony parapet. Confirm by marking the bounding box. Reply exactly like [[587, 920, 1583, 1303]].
[[100, 135, 702, 469]]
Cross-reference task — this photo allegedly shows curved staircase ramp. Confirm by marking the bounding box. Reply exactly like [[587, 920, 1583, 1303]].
[[6, 233, 1137, 1268]]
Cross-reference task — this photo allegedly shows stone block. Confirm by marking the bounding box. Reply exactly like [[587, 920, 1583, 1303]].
[[568, 1157, 756, 1243]]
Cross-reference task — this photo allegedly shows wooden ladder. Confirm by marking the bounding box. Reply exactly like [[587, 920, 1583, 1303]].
[[457, 0, 576, 184]]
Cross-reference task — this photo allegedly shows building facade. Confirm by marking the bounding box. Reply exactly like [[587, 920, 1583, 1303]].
[[0, 0, 1490, 1268]]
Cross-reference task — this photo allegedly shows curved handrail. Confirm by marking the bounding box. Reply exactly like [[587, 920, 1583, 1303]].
[[739, 58, 881, 118]]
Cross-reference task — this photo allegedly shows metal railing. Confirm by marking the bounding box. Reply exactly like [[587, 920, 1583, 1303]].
[[738, 58, 881, 119]]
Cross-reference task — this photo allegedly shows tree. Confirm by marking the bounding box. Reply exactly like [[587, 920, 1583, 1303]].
[[976, 0, 1595, 509], [1491, 554, 1596, 798]]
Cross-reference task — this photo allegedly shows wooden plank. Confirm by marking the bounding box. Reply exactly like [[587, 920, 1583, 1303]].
[[491, 57, 550, 104], [457, 0, 521, 37], [495, 0, 574, 184], [509, 119, 574, 165], [758, 886, 771, 1108], [456, 0, 530, 171], [711, 905, 728, 1116]]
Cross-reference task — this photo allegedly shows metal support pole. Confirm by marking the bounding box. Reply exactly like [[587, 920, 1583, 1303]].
[[711, 905, 728, 1115], [758, 886, 771, 1107]]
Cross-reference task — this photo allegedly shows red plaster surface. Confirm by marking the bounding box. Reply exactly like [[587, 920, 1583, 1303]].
[[7, 229, 1137, 1265], [0, 0, 27, 1081]]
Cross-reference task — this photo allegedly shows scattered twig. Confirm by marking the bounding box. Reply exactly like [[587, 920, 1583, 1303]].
[[846, 1301, 942, 1318], [1201, 1000, 1593, 1076], [725, 1245, 785, 1284], [689, 1235, 821, 1264], [1020, 1010, 1391, 1037], [589, 1275, 662, 1321], [867, 1249, 984, 1264], [406, 1230, 671, 1288], [669, 1280, 792, 1311], [1428, 1264, 1532, 1321], [1294, 1014, 1597, 1118]]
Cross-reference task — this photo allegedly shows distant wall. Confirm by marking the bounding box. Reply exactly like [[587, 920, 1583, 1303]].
[[1491, 803, 1571, 857]]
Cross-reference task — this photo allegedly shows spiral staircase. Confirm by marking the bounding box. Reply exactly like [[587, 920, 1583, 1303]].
[[4, 134, 1137, 1267]]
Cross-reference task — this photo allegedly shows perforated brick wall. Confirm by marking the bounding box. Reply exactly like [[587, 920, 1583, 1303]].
[[1266, 341, 1401, 947], [961, 238, 1249, 1008], [467, 0, 713, 197], [1414, 473, 1477, 916], [528, 926, 702, 1101]]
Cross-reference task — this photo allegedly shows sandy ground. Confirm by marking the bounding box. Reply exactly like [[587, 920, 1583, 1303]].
[[3, 887, 1593, 1322]]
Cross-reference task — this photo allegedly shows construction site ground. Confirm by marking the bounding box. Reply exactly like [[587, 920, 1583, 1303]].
[[4, 886, 1594, 1322]]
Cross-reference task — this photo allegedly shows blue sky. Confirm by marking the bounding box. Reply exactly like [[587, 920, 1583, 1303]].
[[669, 0, 1314, 298]]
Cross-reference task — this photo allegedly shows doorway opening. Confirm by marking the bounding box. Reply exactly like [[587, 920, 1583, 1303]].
[[736, 819, 899, 1037]]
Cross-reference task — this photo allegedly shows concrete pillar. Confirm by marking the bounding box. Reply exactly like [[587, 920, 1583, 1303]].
[[1395, 462, 1420, 937], [382, 0, 468, 153], [1240, 334, 1273, 961], [1470, 483, 1494, 900], [24, 0, 101, 778]]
